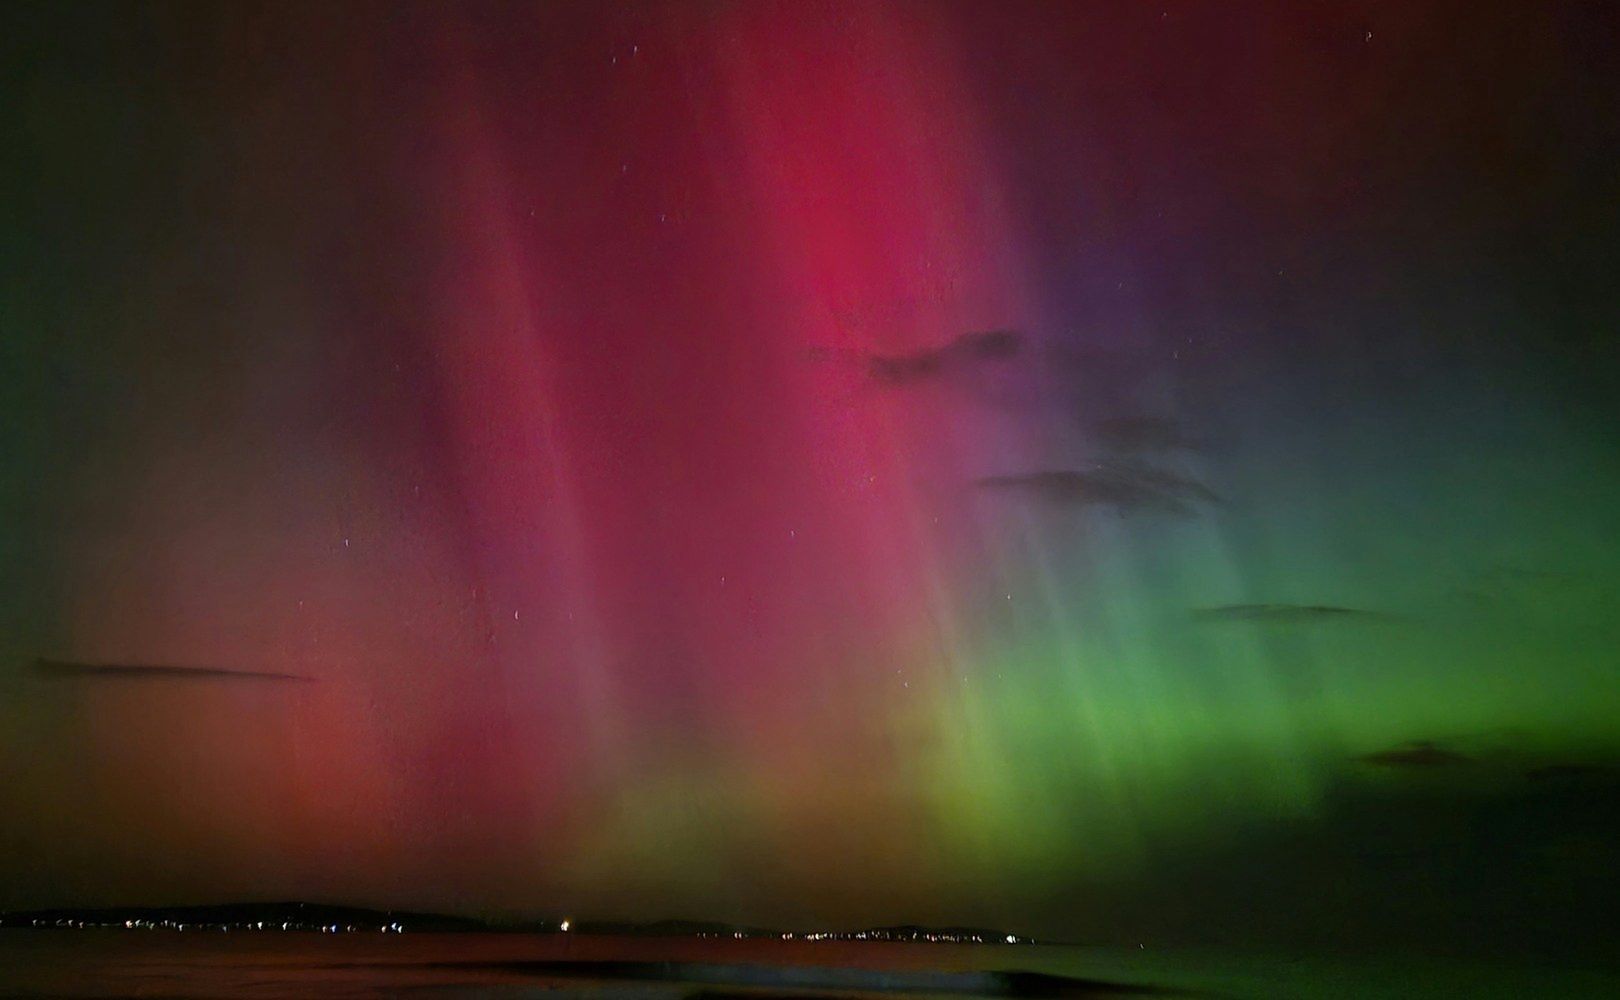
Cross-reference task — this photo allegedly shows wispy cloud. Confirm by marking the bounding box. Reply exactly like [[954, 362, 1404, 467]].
[[1191, 604, 1392, 624], [30, 658, 314, 683], [812, 329, 1023, 388], [1356, 740, 1471, 768], [976, 463, 1219, 517]]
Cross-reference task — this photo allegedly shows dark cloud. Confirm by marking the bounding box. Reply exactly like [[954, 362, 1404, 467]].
[[1116, 465, 1221, 505], [812, 330, 1022, 388], [1191, 604, 1390, 624], [29, 658, 314, 683], [1356, 741, 1471, 768], [975, 463, 1218, 516], [948, 329, 1022, 361]]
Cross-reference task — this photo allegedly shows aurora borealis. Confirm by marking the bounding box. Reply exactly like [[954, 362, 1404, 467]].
[[4, 1, 1620, 955]]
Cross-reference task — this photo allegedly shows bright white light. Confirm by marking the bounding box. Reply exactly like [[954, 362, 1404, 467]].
[[560, 919, 571, 932]]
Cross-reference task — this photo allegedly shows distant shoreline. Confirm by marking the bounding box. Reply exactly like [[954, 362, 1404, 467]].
[[0, 902, 1035, 944]]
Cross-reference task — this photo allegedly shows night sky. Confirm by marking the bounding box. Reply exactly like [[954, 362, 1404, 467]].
[[4, 1, 1620, 956]]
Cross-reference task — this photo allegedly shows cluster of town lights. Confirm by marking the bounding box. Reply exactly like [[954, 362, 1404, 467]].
[[15, 918, 406, 933], [6, 916, 1022, 944]]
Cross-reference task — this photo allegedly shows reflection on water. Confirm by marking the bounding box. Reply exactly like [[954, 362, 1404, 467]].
[[2, 933, 1617, 1000]]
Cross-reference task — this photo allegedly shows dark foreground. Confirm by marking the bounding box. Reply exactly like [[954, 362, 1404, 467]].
[[3, 932, 1618, 1000]]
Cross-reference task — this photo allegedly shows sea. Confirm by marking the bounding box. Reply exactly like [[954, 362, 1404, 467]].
[[2, 932, 1617, 999]]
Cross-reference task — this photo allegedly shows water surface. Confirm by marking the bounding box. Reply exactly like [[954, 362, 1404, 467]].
[[3, 933, 1616, 999]]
